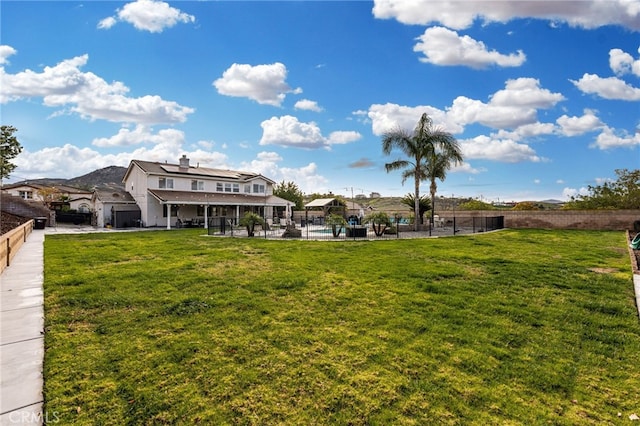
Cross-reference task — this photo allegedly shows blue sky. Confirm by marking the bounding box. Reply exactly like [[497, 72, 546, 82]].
[[1, 0, 639, 202]]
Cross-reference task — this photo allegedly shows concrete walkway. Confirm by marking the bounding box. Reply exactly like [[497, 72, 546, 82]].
[[0, 230, 45, 426]]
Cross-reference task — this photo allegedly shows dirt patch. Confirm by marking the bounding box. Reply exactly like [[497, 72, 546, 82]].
[[589, 267, 618, 274], [0, 212, 31, 235]]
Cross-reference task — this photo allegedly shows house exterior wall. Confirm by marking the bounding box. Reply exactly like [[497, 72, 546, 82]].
[[69, 197, 92, 213], [94, 200, 108, 227], [124, 164, 153, 225], [4, 185, 44, 201]]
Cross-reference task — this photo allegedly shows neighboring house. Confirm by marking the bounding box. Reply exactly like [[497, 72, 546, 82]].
[[70, 195, 92, 213], [3, 182, 93, 210], [2, 183, 45, 202], [123, 156, 289, 229], [92, 186, 140, 228]]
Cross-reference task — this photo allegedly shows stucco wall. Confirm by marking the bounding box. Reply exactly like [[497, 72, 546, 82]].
[[435, 209, 640, 231]]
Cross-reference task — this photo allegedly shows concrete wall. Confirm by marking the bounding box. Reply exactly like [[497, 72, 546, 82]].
[[436, 209, 640, 231]]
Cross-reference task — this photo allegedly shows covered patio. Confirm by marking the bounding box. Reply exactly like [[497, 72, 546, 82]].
[[147, 190, 289, 230]]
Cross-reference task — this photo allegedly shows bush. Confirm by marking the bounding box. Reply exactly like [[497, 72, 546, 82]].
[[363, 212, 391, 236], [239, 212, 264, 237]]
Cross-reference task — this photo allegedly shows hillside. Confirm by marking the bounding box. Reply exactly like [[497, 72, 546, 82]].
[[9, 166, 127, 190], [66, 166, 127, 189]]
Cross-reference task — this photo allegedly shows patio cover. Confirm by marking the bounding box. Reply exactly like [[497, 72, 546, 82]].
[[148, 190, 289, 207], [304, 198, 342, 208]]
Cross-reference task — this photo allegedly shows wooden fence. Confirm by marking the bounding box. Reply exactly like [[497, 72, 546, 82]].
[[0, 219, 34, 274]]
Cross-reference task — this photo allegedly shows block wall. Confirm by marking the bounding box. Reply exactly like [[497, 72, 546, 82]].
[[438, 210, 640, 231]]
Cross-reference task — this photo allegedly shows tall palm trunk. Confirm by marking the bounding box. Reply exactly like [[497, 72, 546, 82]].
[[430, 178, 437, 226], [414, 176, 420, 231]]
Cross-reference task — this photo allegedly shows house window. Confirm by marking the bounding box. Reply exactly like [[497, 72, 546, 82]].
[[191, 180, 204, 191], [244, 184, 251, 193], [224, 183, 232, 192], [18, 191, 33, 200], [216, 183, 223, 192], [253, 184, 265, 194], [232, 183, 239, 193], [159, 178, 174, 189]]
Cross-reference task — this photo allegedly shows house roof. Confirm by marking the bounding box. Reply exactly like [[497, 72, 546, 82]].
[[2, 182, 91, 195], [125, 159, 275, 184], [147, 190, 289, 207], [93, 187, 137, 204], [304, 198, 344, 208]]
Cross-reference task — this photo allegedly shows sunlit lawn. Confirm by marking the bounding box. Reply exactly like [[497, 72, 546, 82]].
[[43, 229, 640, 424]]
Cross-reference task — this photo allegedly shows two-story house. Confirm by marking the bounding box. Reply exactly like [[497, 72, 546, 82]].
[[3, 182, 93, 212], [123, 156, 289, 229]]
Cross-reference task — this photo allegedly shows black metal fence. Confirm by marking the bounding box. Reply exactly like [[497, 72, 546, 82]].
[[206, 215, 505, 240]]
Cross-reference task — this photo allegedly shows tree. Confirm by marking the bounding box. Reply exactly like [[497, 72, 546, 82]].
[[400, 193, 431, 225], [1, 125, 23, 179], [563, 169, 640, 209], [382, 113, 462, 231], [37, 186, 64, 208], [273, 180, 304, 210]]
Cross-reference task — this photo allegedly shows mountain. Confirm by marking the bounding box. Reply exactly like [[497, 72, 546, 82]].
[[8, 166, 127, 190], [66, 166, 127, 189]]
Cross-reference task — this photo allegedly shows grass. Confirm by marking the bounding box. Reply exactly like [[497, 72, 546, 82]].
[[42, 229, 640, 425]]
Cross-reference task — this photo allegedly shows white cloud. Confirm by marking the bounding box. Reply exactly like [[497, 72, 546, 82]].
[[97, 17, 117, 30], [92, 125, 185, 147], [0, 45, 17, 65], [239, 152, 329, 194], [213, 62, 300, 107], [570, 73, 640, 101], [449, 78, 564, 129], [609, 47, 640, 77], [98, 0, 195, 33], [493, 122, 556, 141], [364, 80, 563, 169], [259, 115, 361, 149], [327, 131, 362, 145], [556, 110, 603, 136], [13, 140, 229, 182], [451, 162, 485, 175], [490, 78, 565, 108], [372, 0, 640, 31], [460, 135, 543, 163], [563, 186, 589, 199], [367, 103, 461, 135], [0, 53, 194, 124], [414, 26, 526, 69], [294, 99, 323, 112], [592, 126, 640, 149]]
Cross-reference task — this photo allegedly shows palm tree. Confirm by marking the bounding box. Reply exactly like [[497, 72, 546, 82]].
[[425, 145, 463, 226], [382, 113, 463, 231], [400, 193, 431, 226]]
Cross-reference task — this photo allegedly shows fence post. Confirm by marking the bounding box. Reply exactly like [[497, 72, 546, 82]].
[[6, 238, 10, 268]]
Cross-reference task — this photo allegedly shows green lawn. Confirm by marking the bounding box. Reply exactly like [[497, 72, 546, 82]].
[[43, 229, 640, 425]]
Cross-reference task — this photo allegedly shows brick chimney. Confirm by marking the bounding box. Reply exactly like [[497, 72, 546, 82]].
[[179, 155, 190, 171]]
